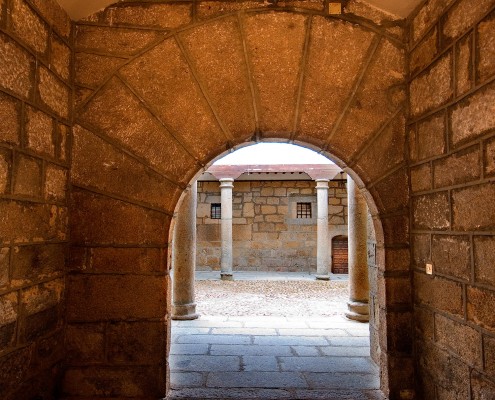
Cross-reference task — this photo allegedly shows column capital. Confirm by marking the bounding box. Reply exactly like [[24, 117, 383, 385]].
[[315, 178, 330, 188], [219, 178, 234, 189]]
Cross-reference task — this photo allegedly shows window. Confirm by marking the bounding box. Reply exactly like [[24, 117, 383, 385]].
[[211, 203, 221, 219], [296, 202, 312, 218]]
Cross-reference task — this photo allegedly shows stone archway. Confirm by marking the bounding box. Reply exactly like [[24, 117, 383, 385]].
[[67, 5, 411, 399]]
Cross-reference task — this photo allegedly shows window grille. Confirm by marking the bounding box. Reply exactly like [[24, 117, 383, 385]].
[[296, 202, 312, 218], [211, 203, 221, 219]]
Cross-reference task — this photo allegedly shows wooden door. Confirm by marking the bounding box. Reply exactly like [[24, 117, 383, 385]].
[[332, 236, 348, 274]]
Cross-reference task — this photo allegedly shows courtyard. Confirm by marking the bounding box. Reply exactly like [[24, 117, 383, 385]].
[[168, 274, 384, 400]]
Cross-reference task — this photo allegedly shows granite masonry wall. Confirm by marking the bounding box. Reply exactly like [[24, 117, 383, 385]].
[[68, 1, 411, 397], [408, 0, 495, 398], [196, 179, 348, 273], [0, 0, 72, 398]]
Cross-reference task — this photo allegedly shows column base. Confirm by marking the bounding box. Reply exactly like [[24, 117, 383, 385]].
[[315, 274, 330, 281], [221, 273, 234, 281], [345, 301, 369, 322], [172, 303, 199, 320]]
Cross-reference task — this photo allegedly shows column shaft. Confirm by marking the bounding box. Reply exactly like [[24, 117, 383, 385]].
[[346, 176, 369, 322], [316, 179, 330, 280], [172, 182, 199, 320], [220, 178, 234, 280]]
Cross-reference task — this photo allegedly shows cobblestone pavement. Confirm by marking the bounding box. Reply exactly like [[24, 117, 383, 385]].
[[168, 278, 384, 400]]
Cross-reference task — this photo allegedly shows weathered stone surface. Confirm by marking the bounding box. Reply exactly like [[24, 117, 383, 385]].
[[416, 340, 470, 398], [11, 243, 65, 286], [11, 0, 48, 55], [30, 0, 71, 38], [0, 201, 67, 244], [72, 125, 180, 212], [120, 39, 226, 162], [44, 164, 67, 202], [468, 286, 495, 332], [411, 163, 431, 193], [412, 192, 450, 230], [76, 25, 163, 56], [381, 214, 409, 246], [344, 0, 399, 26], [410, 27, 437, 75], [411, 112, 446, 162], [0, 149, 10, 194], [474, 236, 495, 286], [414, 273, 463, 317], [197, 1, 269, 20], [411, 0, 455, 43], [478, 11, 495, 83], [21, 305, 61, 341], [484, 335, 495, 375], [107, 321, 164, 363], [13, 154, 41, 197], [37, 67, 69, 119], [0, 247, 9, 287], [332, 39, 405, 158], [450, 81, 495, 147], [21, 278, 64, 315], [66, 323, 105, 362], [79, 79, 196, 184], [410, 52, 452, 117], [70, 246, 165, 274], [435, 313, 481, 367], [414, 306, 434, 341], [431, 235, 470, 281], [456, 33, 473, 96], [0, 346, 33, 398], [67, 274, 167, 321], [471, 370, 495, 400], [355, 115, 405, 183], [70, 189, 169, 245], [433, 145, 481, 188], [75, 52, 125, 88], [57, 123, 69, 162], [298, 17, 375, 146], [411, 234, 430, 268], [50, 35, 71, 81], [452, 183, 495, 231], [486, 135, 495, 177], [443, 0, 494, 41], [62, 366, 162, 397], [372, 168, 408, 213], [180, 16, 255, 142], [0, 33, 34, 98], [26, 106, 54, 157], [103, 2, 192, 29], [0, 92, 20, 144], [0, 292, 17, 326], [243, 12, 307, 135]]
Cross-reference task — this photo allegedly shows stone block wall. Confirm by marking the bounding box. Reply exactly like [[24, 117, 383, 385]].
[[0, 0, 72, 398], [196, 180, 348, 272], [408, 0, 495, 398]]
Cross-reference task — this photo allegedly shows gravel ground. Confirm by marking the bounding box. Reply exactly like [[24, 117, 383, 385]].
[[195, 280, 349, 317]]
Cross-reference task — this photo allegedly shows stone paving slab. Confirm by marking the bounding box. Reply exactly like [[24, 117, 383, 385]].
[[206, 371, 308, 388], [303, 372, 380, 389], [253, 335, 329, 346], [170, 343, 210, 355], [175, 334, 251, 345], [279, 356, 377, 373], [320, 346, 371, 357], [171, 355, 241, 372], [210, 344, 293, 356], [243, 355, 280, 371]]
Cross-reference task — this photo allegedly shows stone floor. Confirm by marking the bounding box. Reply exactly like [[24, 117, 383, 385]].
[[167, 273, 384, 400]]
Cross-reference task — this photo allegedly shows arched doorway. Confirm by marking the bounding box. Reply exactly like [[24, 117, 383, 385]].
[[66, 5, 412, 399]]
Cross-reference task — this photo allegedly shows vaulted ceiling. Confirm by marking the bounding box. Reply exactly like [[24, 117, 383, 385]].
[[56, 0, 423, 20]]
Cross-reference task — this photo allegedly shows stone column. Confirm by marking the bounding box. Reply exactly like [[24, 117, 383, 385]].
[[172, 182, 199, 320], [345, 176, 369, 322], [220, 178, 234, 281], [315, 179, 330, 280]]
